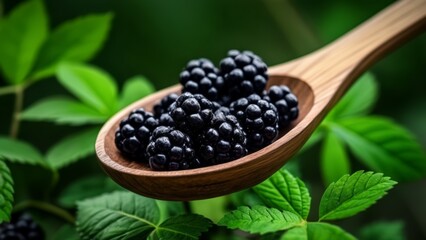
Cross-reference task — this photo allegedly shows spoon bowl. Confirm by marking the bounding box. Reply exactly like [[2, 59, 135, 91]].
[[96, 0, 426, 200], [96, 76, 314, 200]]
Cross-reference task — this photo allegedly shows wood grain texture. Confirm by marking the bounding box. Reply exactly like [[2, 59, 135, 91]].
[[96, 0, 426, 200]]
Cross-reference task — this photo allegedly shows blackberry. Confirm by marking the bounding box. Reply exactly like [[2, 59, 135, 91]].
[[147, 126, 200, 170], [263, 85, 299, 129], [180, 59, 225, 101], [214, 106, 231, 116], [0, 213, 44, 240], [198, 112, 247, 165], [230, 94, 279, 151], [158, 113, 175, 127], [153, 93, 179, 118], [169, 92, 214, 136], [220, 50, 268, 100], [115, 108, 159, 161]]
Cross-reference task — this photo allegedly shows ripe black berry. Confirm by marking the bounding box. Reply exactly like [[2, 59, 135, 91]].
[[147, 126, 200, 170], [198, 112, 247, 165], [153, 93, 179, 118], [115, 108, 159, 161], [0, 213, 44, 240], [263, 85, 299, 129], [169, 92, 214, 136], [220, 50, 268, 100], [180, 59, 225, 101], [230, 94, 279, 151]]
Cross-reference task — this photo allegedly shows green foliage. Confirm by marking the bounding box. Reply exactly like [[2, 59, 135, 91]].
[[156, 200, 186, 222], [0, 0, 47, 84], [0, 137, 45, 166], [0, 0, 111, 85], [151, 214, 212, 240], [46, 128, 99, 169], [326, 72, 378, 120], [76, 191, 211, 239], [253, 169, 310, 219], [53, 224, 80, 240], [77, 191, 161, 239], [58, 176, 121, 208], [20, 97, 108, 125], [319, 171, 397, 220], [281, 223, 356, 240], [330, 117, 426, 181], [32, 14, 113, 80], [21, 65, 155, 127], [119, 75, 155, 109], [221, 170, 395, 238], [308, 73, 426, 183], [320, 132, 350, 185], [0, 160, 14, 223], [359, 221, 405, 240], [57, 63, 118, 115], [190, 196, 228, 223], [218, 205, 303, 234]]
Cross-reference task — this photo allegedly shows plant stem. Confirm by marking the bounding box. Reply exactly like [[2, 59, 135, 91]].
[[0, 85, 16, 96], [13, 200, 76, 224], [45, 169, 60, 200], [10, 85, 24, 138], [262, 0, 322, 55]]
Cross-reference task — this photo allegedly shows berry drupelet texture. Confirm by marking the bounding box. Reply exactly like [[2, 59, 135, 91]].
[[220, 50, 268, 101], [0, 213, 44, 240], [115, 108, 159, 161], [230, 94, 279, 152], [153, 93, 179, 127], [198, 112, 247, 165], [153, 93, 179, 118], [263, 85, 299, 129], [147, 126, 200, 170], [169, 92, 214, 136], [180, 59, 225, 101]]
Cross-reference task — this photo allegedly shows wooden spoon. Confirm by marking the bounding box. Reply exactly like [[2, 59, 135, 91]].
[[96, 0, 426, 201]]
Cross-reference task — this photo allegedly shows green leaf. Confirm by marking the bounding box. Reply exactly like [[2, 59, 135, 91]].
[[0, 0, 48, 84], [299, 127, 324, 153], [306, 223, 356, 240], [320, 131, 351, 186], [280, 226, 307, 240], [53, 224, 80, 240], [57, 63, 118, 115], [0, 160, 14, 223], [190, 196, 227, 223], [230, 189, 265, 208], [326, 72, 378, 120], [119, 75, 155, 109], [152, 214, 212, 240], [32, 13, 113, 80], [156, 201, 185, 222], [330, 117, 426, 181], [319, 171, 396, 221], [46, 128, 99, 169], [281, 223, 356, 240], [59, 175, 121, 208], [76, 191, 160, 240], [359, 220, 405, 240], [253, 169, 311, 219], [0, 137, 45, 166], [20, 97, 108, 125], [218, 206, 303, 235]]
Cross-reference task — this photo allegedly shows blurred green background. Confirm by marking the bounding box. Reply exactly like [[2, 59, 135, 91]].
[[1, 0, 425, 239]]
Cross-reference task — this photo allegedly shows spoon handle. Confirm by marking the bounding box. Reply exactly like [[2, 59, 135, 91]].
[[271, 0, 425, 104]]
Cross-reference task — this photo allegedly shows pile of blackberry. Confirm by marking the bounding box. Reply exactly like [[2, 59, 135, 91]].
[[115, 50, 299, 171], [0, 213, 44, 240]]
